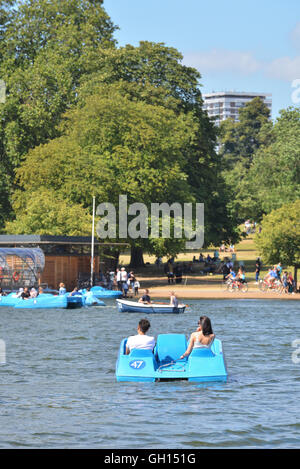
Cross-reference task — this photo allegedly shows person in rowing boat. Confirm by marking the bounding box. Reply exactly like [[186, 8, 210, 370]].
[[179, 316, 215, 359], [125, 318, 155, 354], [138, 288, 151, 304], [169, 291, 179, 308]]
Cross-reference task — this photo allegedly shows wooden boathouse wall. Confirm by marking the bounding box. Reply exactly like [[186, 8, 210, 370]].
[[0, 235, 106, 291], [40, 255, 100, 291]]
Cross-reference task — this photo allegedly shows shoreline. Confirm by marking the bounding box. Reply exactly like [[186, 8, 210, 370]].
[[138, 286, 300, 300]]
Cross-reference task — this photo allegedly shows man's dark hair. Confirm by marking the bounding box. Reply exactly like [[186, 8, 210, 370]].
[[139, 318, 151, 333]]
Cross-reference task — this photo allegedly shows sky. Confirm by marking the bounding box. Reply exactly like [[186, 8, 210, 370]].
[[103, 0, 300, 120]]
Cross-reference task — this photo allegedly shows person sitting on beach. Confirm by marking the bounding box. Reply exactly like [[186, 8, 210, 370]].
[[138, 289, 151, 304], [180, 316, 215, 360], [169, 291, 179, 308], [125, 318, 155, 355]]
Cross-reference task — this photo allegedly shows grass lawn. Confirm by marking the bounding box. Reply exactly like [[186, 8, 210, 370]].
[[117, 235, 281, 288]]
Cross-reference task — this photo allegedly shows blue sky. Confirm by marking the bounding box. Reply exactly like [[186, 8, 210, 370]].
[[104, 0, 300, 119]]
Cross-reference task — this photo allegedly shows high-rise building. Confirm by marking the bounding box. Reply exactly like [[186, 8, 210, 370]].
[[203, 91, 272, 126]]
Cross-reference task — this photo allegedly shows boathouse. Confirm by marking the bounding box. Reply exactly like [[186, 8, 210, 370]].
[[0, 235, 122, 291]]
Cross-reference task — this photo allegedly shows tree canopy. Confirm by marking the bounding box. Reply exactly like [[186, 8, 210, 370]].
[[0, 0, 117, 224], [255, 199, 300, 282]]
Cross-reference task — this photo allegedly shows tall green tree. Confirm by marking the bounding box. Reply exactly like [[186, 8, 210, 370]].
[[7, 84, 197, 262], [219, 97, 271, 170], [79, 42, 239, 252], [247, 107, 300, 214], [255, 200, 300, 286], [0, 0, 117, 228], [219, 97, 272, 223]]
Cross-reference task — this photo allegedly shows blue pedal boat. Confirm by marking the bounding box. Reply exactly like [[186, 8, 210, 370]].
[[0, 292, 22, 307], [14, 293, 68, 309], [90, 286, 122, 299], [65, 293, 84, 308], [83, 293, 105, 306], [116, 333, 227, 382], [116, 299, 186, 314]]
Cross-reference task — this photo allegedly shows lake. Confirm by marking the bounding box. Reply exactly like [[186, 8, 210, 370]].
[[0, 299, 299, 448]]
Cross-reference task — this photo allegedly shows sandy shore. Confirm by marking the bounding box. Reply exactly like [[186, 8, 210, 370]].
[[141, 285, 300, 300]]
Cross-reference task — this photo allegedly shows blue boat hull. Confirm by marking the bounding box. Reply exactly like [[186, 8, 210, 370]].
[[0, 293, 21, 307], [83, 294, 105, 306], [116, 334, 227, 383], [0, 292, 68, 308], [65, 294, 84, 308], [90, 286, 122, 299], [14, 294, 68, 309], [116, 299, 185, 314]]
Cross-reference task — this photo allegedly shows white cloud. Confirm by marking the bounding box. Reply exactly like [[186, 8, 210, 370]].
[[183, 49, 261, 75], [183, 47, 300, 83], [265, 56, 300, 81]]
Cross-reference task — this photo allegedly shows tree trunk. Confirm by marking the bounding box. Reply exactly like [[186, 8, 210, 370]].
[[130, 246, 145, 268], [294, 265, 298, 292], [100, 246, 120, 272]]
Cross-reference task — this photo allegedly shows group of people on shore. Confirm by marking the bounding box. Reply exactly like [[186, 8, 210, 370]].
[[94, 268, 140, 297], [261, 263, 296, 293], [95, 268, 141, 297]]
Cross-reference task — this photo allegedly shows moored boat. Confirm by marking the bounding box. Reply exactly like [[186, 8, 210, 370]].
[[116, 299, 186, 314], [14, 293, 68, 309]]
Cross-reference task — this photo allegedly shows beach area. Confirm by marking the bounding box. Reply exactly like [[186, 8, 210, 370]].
[[140, 284, 300, 300], [119, 235, 300, 301]]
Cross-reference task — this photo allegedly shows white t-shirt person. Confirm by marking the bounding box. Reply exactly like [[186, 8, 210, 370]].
[[125, 319, 155, 354]]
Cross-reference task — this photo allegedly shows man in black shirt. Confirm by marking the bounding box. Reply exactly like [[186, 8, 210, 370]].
[[21, 287, 30, 299], [138, 289, 151, 304]]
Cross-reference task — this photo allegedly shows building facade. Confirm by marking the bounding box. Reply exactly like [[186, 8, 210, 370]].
[[203, 91, 272, 126], [0, 235, 129, 291]]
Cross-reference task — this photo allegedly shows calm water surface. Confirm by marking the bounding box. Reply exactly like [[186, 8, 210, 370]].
[[0, 299, 299, 448]]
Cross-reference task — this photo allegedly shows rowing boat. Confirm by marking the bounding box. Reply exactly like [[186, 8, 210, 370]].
[[116, 299, 186, 314]]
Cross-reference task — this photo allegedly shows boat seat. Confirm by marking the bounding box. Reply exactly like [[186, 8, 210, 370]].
[[156, 334, 187, 363]]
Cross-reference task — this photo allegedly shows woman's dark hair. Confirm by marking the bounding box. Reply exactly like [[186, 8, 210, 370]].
[[139, 318, 151, 333], [199, 316, 213, 336]]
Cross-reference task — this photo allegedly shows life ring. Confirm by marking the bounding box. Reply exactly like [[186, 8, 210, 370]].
[[12, 271, 20, 282]]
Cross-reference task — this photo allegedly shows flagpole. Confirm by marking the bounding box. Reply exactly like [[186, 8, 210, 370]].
[[90, 195, 96, 287]]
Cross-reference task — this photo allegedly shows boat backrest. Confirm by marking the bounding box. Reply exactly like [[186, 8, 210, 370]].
[[156, 334, 187, 363], [129, 349, 154, 358], [190, 348, 215, 358]]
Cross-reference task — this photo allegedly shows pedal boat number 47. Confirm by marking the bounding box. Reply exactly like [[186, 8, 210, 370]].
[[116, 333, 227, 382]]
